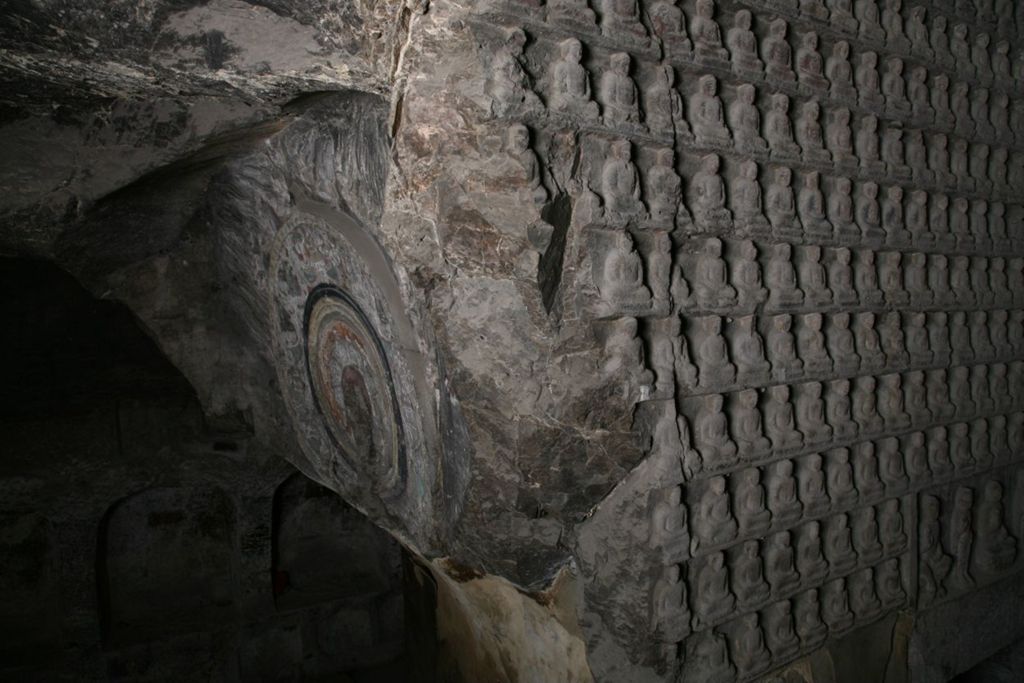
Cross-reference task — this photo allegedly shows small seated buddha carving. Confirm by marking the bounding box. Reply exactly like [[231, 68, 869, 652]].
[[599, 231, 652, 310], [689, 75, 732, 150], [599, 52, 642, 129], [691, 153, 732, 232], [764, 18, 797, 83], [827, 248, 856, 306], [799, 454, 831, 516], [731, 163, 771, 239], [733, 387, 771, 454], [853, 441, 885, 500], [856, 51, 885, 113], [853, 505, 883, 563], [827, 41, 857, 103], [767, 461, 803, 526], [727, 9, 764, 80], [856, 116, 885, 177], [932, 74, 955, 130], [728, 84, 767, 156], [549, 0, 597, 28], [907, 66, 933, 126], [828, 378, 858, 439], [766, 94, 802, 164], [797, 103, 832, 166], [732, 613, 771, 678], [488, 28, 543, 117], [599, 0, 649, 45], [881, 0, 910, 52], [733, 317, 771, 386], [828, 108, 856, 169], [766, 243, 804, 310], [879, 310, 909, 366], [828, 178, 858, 243], [877, 557, 906, 606], [796, 32, 829, 94], [694, 551, 736, 627], [766, 532, 802, 598], [828, 313, 860, 375], [690, 0, 730, 67], [765, 384, 804, 450], [799, 244, 833, 307], [853, 375, 884, 433], [645, 148, 684, 229], [794, 588, 827, 645], [735, 467, 773, 536], [766, 167, 802, 240], [649, 0, 692, 57], [694, 237, 736, 311], [855, 311, 885, 372], [882, 57, 911, 118], [878, 373, 910, 431], [697, 315, 736, 389], [732, 239, 768, 307], [882, 187, 911, 246], [855, 0, 886, 45], [881, 128, 910, 181], [798, 381, 833, 445], [849, 567, 882, 620], [906, 6, 931, 59], [827, 448, 858, 507], [931, 15, 955, 70], [549, 38, 600, 121], [825, 514, 859, 573], [695, 393, 737, 468], [694, 475, 738, 549], [798, 172, 832, 241], [733, 540, 770, 609], [601, 139, 646, 224], [828, 0, 858, 34], [799, 312, 833, 375], [644, 66, 692, 140], [768, 314, 804, 381]]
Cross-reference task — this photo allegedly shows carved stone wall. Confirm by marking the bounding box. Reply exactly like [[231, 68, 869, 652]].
[[475, 0, 1024, 679], [5, 0, 1024, 679]]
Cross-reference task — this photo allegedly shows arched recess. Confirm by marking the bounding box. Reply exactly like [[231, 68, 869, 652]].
[[97, 486, 237, 647], [271, 471, 401, 610]]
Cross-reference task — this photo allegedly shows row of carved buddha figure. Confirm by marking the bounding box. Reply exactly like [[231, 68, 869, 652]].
[[680, 372, 1023, 474], [684, 431, 1020, 556], [510, 0, 1023, 53], [650, 423, 1023, 561], [490, 23, 1024, 147], [496, 0, 1024, 101], [672, 240, 1024, 318], [673, 562, 906, 681], [660, 305, 1022, 395], [588, 145, 1024, 241], [600, 232, 1024, 320], [738, 0, 1021, 68], [920, 474, 1023, 606], [685, 504, 906, 628]]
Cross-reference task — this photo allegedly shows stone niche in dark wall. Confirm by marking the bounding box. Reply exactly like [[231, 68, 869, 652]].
[[0, 513, 61, 666], [272, 472, 402, 610], [268, 473, 406, 676], [98, 487, 237, 647]]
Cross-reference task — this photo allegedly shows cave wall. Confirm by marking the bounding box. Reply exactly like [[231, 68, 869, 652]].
[[5, 0, 1024, 681], [0, 259, 405, 681]]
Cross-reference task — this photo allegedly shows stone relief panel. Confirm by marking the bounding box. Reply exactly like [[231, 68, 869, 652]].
[[474, 0, 1024, 677]]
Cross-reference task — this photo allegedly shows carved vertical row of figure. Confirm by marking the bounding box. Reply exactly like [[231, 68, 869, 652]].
[[918, 468, 1023, 607]]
